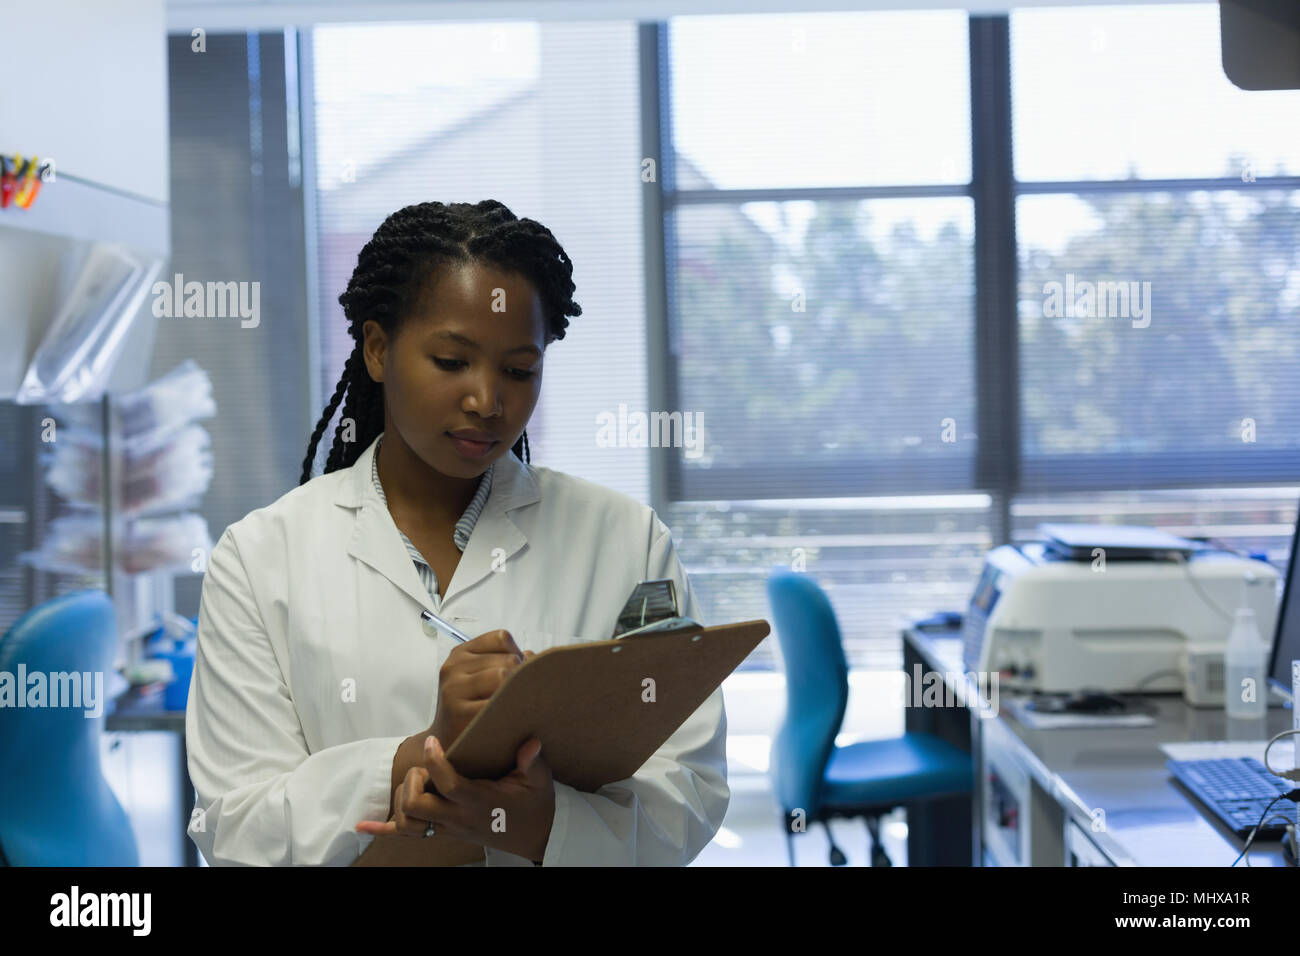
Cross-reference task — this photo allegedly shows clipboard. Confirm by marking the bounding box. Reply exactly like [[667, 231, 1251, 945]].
[[353, 618, 769, 866]]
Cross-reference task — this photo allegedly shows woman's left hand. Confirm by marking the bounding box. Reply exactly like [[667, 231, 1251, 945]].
[[356, 734, 556, 862]]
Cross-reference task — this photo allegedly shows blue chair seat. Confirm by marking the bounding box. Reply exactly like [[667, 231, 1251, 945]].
[[821, 732, 972, 810]]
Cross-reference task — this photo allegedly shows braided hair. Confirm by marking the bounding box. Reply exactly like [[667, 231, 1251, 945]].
[[300, 200, 582, 485]]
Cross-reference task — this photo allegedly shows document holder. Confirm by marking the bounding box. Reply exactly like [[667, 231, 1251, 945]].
[[353, 618, 769, 866]]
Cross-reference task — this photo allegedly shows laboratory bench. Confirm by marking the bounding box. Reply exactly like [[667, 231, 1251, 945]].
[[903, 625, 1296, 867]]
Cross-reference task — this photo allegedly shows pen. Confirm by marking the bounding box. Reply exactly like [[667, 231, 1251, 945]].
[[420, 608, 470, 643]]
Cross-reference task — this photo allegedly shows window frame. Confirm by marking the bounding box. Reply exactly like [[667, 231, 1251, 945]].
[[647, 12, 1300, 539]]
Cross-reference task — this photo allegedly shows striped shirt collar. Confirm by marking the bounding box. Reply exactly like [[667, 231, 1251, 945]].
[[371, 434, 494, 558]]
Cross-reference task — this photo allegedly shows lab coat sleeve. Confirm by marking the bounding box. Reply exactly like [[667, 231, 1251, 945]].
[[186, 527, 408, 866], [539, 513, 729, 866]]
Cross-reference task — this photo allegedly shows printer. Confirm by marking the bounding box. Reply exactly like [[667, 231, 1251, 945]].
[[961, 524, 1279, 697]]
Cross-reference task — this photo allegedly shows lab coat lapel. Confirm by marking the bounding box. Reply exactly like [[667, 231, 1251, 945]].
[[333, 433, 540, 611], [441, 442, 540, 605], [337, 436, 438, 612]]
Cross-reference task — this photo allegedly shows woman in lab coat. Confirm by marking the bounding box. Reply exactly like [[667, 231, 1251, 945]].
[[184, 200, 729, 866]]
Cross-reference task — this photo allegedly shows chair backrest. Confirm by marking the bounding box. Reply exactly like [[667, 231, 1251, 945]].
[[0, 590, 138, 866], [766, 570, 850, 816]]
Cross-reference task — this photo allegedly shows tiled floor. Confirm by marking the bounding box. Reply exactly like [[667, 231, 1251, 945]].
[[102, 669, 918, 867]]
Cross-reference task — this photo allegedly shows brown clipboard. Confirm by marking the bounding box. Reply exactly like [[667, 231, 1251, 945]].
[[352, 618, 769, 866]]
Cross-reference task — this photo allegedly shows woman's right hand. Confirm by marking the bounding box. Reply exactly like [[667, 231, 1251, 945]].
[[428, 629, 535, 748]]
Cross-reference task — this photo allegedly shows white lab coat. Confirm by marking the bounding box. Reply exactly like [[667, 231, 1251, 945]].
[[184, 432, 728, 866]]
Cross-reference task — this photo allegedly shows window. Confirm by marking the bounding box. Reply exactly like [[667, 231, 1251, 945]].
[[1012, 4, 1300, 492], [666, 11, 975, 500], [669, 12, 971, 190], [661, 4, 1300, 670], [662, 12, 980, 668], [1011, 4, 1300, 183], [1009, 4, 1300, 578]]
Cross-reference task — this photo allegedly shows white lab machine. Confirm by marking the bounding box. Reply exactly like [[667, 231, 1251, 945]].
[[961, 527, 1279, 699]]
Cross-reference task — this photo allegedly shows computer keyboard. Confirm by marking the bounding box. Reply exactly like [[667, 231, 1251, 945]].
[[1167, 757, 1296, 839]]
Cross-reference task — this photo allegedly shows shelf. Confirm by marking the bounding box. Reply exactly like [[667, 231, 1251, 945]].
[[0, 173, 169, 258]]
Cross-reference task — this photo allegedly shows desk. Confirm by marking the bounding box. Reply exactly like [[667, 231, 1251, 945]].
[[903, 624, 1296, 866], [105, 692, 195, 867]]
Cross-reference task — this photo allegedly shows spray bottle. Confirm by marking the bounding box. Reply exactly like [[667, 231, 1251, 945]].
[[1225, 570, 1268, 720]]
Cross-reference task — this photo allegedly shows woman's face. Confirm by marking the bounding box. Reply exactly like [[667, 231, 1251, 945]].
[[362, 260, 546, 479]]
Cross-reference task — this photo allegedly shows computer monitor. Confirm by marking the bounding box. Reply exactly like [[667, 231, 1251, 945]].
[[1267, 501, 1300, 698]]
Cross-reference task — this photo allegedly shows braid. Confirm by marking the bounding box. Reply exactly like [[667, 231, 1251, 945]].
[[300, 200, 581, 484], [299, 355, 351, 486]]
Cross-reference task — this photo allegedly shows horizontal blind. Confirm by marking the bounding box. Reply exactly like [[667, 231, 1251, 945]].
[[666, 11, 977, 501], [151, 32, 312, 618], [1011, 4, 1300, 491], [663, 11, 979, 668]]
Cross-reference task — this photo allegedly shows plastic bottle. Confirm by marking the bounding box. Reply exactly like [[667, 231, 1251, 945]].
[[1225, 572, 1267, 720]]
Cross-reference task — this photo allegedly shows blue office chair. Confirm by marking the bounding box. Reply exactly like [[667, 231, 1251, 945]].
[[0, 590, 139, 866], [767, 570, 972, 866]]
